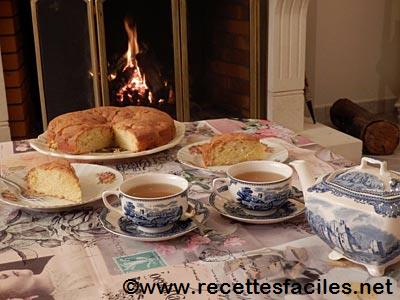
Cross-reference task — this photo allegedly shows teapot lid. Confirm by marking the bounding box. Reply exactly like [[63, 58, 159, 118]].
[[323, 157, 400, 200]]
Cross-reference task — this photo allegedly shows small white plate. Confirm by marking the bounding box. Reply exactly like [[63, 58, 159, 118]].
[[99, 199, 209, 242], [0, 164, 123, 212], [209, 185, 305, 224], [177, 138, 289, 173], [29, 121, 185, 161]]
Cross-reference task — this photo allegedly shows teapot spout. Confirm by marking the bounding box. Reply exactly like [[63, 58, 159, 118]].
[[289, 160, 315, 194]]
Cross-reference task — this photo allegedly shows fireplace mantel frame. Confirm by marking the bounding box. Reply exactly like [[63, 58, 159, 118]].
[[267, 0, 310, 131]]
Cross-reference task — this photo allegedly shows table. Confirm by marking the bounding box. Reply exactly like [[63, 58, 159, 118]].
[[0, 119, 398, 299]]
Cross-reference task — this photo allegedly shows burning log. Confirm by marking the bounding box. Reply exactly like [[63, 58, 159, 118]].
[[136, 47, 164, 98]]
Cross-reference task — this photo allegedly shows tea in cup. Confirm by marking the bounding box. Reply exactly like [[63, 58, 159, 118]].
[[102, 173, 195, 233], [213, 161, 293, 213]]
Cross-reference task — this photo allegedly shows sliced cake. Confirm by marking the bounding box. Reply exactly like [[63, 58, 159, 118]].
[[26, 160, 82, 202], [46, 106, 176, 154], [194, 133, 269, 167]]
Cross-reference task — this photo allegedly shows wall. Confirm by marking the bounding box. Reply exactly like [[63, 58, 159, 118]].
[[306, 0, 400, 124], [0, 0, 40, 139]]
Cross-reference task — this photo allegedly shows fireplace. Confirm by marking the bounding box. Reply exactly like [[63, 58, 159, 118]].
[[24, 0, 310, 132], [97, 0, 177, 117], [30, 0, 267, 127]]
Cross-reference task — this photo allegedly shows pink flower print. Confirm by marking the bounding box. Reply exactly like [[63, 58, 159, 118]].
[[223, 236, 246, 248], [259, 119, 272, 126], [184, 234, 211, 252], [253, 128, 281, 138], [154, 244, 177, 256]]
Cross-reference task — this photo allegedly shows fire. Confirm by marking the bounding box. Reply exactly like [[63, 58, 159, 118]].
[[109, 16, 175, 108], [122, 18, 139, 71], [115, 17, 149, 104]]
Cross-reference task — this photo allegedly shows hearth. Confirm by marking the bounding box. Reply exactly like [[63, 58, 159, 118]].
[[97, 0, 176, 117], [30, 0, 266, 127]]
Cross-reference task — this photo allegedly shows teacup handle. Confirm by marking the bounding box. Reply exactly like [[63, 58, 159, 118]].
[[181, 201, 197, 220], [102, 191, 123, 216], [212, 177, 230, 190], [212, 178, 233, 202]]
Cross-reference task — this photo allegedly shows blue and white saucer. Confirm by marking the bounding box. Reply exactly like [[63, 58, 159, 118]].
[[99, 199, 209, 242], [209, 185, 305, 224]]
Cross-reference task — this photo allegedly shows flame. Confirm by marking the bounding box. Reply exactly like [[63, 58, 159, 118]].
[[109, 73, 117, 80], [123, 18, 139, 71], [116, 17, 149, 103]]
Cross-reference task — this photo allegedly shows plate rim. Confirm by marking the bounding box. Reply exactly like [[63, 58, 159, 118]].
[[0, 163, 123, 211], [29, 121, 185, 161], [177, 138, 289, 173], [99, 201, 209, 241], [208, 187, 304, 224]]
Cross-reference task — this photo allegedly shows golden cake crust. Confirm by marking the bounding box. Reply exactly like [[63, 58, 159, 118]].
[[26, 159, 82, 202], [28, 160, 79, 181], [46, 106, 176, 154], [195, 132, 268, 166]]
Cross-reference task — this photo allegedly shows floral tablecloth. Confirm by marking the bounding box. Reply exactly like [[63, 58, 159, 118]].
[[0, 119, 398, 299]]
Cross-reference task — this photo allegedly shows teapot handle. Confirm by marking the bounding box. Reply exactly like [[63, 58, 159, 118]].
[[358, 157, 389, 176]]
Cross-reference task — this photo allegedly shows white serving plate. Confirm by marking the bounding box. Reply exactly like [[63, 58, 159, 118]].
[[0, 163, 123, 212], [29, 121, 185, 161], [177, 138, 289, 173]]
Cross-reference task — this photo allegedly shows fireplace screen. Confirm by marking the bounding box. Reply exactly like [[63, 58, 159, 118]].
[[31, 0, 266, 126], [31, 0, 100, 127]]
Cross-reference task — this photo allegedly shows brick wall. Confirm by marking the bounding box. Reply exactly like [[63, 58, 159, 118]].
[[0, 0, 35, 139], [205, 0, 250, 116]]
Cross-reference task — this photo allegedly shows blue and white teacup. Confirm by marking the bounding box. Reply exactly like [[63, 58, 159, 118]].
[[102, 173, 195, 233], [213, 161, 293, 214]]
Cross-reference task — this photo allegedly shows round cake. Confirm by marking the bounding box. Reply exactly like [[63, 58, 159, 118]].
[[46, 106, 176, 154]]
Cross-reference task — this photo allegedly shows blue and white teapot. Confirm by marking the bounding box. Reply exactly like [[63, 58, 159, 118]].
[[290, 157, 400, 276]]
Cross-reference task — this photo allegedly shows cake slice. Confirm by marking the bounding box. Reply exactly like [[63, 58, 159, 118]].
[[26, 160, 82, 202], [194, 133, 269, 166]]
